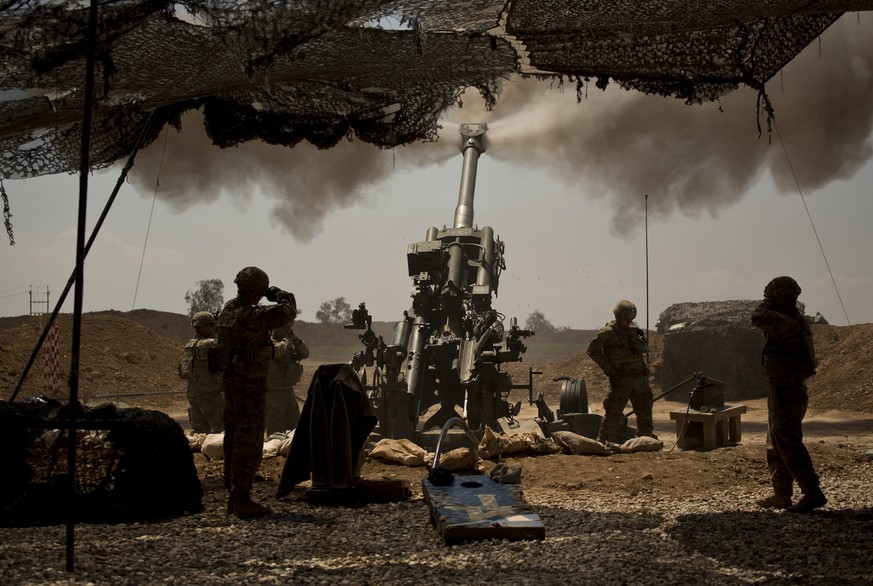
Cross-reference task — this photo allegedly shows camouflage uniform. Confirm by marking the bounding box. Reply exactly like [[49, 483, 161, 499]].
[[751, 276, 824, 512], [217, 267, 296, 517], [179, 316, 224, 433], [587, 300, 654, 442], [265, 327, 310, 435]]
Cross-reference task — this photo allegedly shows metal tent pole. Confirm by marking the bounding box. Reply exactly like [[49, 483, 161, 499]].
[[645, 194, 650, 350], [65, 0, 100, 571]]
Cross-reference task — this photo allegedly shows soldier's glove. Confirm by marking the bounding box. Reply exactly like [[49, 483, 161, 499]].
[[265, 286, 282, 302], [265, 287, 294, 305], [276, 290, 296, 305]]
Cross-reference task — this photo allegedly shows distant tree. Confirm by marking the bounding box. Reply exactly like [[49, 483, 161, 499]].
[[185, 279, 224, 316], [525, 310, 556, 333], [316, 297, 352, 324]]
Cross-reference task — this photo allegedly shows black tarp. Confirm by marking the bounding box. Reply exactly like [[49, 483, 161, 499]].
[[276, 364, 377, 498]]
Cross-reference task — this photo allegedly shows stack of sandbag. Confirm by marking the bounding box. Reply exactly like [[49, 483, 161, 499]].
[[550, 431, 663, 455], [367, 439, 483, 472], [192, 431, 296, 460]]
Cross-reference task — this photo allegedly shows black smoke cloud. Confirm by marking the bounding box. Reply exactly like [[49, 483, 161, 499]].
[[130, 114, 456, 242], [483, 15, 873, 235], [131, 14, 873, 240]]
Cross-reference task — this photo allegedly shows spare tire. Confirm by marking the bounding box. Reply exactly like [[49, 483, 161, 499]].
[[559, 379, 589, 415]]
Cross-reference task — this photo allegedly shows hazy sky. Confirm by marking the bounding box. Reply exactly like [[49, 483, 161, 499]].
[[2, 14, 871, 331]]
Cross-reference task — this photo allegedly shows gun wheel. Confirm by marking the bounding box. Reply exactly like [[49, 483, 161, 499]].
[[559, 379, 589, 415]]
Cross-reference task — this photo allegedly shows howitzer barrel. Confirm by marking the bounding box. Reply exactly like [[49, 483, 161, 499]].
[[453, 123, 487, 229]]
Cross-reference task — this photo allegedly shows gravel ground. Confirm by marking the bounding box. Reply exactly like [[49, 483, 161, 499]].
[[4, 316, 872, 584], [2, 449, 872, 586]]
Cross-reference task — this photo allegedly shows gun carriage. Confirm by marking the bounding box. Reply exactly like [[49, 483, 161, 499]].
[[347, 124, 546, 446]]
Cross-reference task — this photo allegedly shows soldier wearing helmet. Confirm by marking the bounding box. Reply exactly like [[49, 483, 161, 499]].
[[265, 323, 310, 436], [233, 266, 271, 297], [751, 276, 825, 513], [586, 299, 657, 443], [217, 266, 297, 518], [613, 300, 637, 320], [178, 311, 224, 434]]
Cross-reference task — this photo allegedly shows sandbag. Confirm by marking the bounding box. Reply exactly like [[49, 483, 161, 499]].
[[263, 437, 285, 458], [368, 438, 427, 466], [620, 436, 664, 453], [490, 463, 522, 484], [187, 432, 207, 452], [551, 431, 612, 456], [277, 434, 294, 457], [525, 434, 564, 455], [200, 433, 224, 460], [478, 426, 545, 459], [428, 447, 480, 472]]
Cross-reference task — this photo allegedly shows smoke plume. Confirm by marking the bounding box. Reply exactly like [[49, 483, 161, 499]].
[[130, 116, 456, 242], [482, 14, 873, 235], [131, 14, 873, 240]]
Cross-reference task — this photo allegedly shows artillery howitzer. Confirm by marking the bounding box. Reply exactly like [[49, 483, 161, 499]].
[[347, 123, 544, 446]]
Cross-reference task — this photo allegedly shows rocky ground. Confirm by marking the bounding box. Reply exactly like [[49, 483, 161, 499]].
[[1, 312, 872, 584], [1, 404, 872, 585]]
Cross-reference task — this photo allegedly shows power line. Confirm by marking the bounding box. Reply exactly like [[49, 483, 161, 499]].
[[774, 121, 851, 325], [131, 126, 169, 310], [0, 284, 30, 295]]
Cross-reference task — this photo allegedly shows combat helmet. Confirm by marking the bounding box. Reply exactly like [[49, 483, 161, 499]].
[[191, 311, 216, 327], [234, 266, 269, 294], [613, 299, 637, 320], [764, 276, 801, 299]]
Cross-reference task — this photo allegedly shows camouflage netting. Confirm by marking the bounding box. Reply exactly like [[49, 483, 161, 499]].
[[655, 300, 762, 334], [0, 399, 203, 526], [2, 0, 873, 179]]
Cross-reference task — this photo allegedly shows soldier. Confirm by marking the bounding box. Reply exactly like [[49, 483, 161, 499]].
[[265, 324, 310, 436], [179, 311, 225, 434], [751, 276, 826, 513], [217, 266, 297, 519], [587, 299, 656, 443]]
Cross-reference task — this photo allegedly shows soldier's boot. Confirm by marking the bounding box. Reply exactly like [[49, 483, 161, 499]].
[[598, 432, 627, 445], [787, 487, 827, 514], [597, 423, 623, 444], [231, 494, 272, 519], [634, 415, 656, 440], [755, 494, 792, 509], [636, 430, 659, 440]]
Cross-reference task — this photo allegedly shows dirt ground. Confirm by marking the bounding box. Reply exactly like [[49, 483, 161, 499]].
[[188, 396, 867, 505], [2, 311, 872, 502]]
